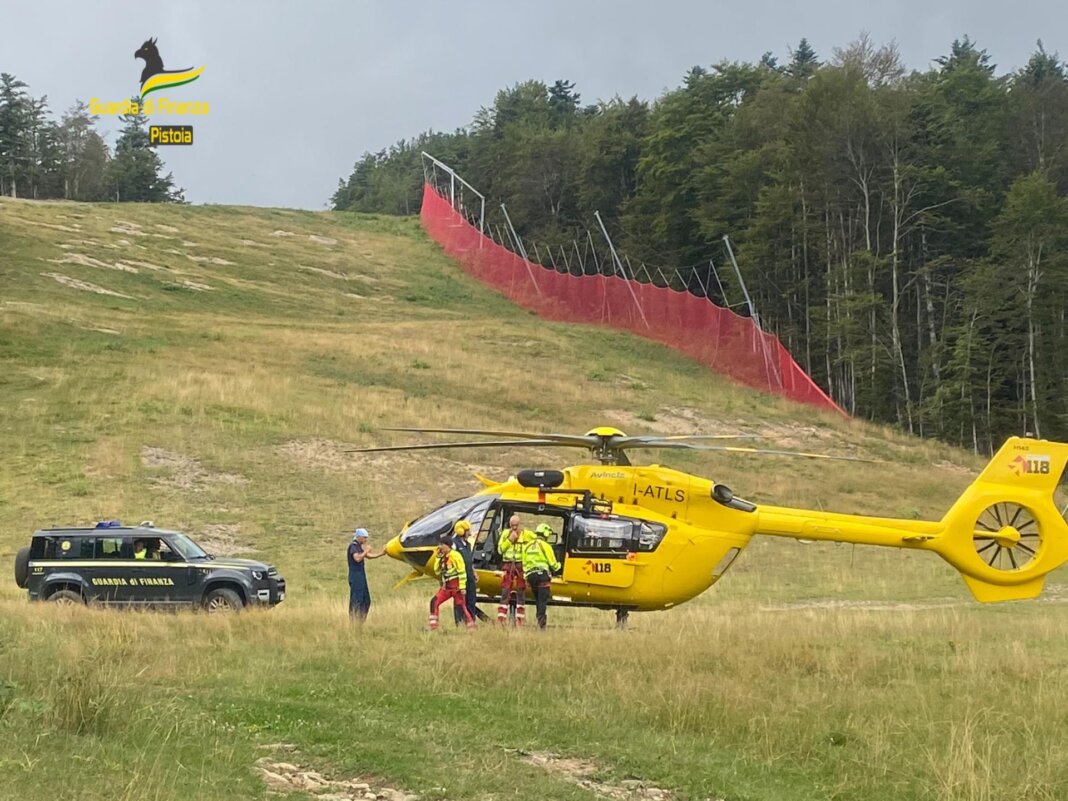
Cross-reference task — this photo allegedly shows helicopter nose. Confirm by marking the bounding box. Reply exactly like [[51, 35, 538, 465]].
[[385, 535, 404, 560]]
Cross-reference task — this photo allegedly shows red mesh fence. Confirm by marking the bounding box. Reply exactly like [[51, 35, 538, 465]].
[[420, 184, 844, 415]]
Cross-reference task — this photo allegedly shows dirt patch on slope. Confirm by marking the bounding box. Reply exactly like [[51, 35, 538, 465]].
[[185, 254, 235, 266], [278, 438, 500, 477], [604, 407, 736, 436], [301, 265, 349, 280], [277, 438, 504, 505], [47, 252, 139, 272], [141, 446, 248, 491], [110, 225, 149, 237], [603, 407, 842, 449], [255, 750, 418, 801], [120, 259, 165, 271], [42, 272, 135, 299], [309, 234, 338, 245], [515, 750, 697, 801], [13, 217, 80, 233], [195, 524, 250, 556]]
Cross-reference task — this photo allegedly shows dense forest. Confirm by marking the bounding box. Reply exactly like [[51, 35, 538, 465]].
[[332, 36, 1068, 452], [0, 73, 181, 202]]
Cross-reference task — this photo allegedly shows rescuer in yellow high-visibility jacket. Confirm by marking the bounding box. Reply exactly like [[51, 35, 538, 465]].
[[428, 535, 475, 631], [497, 514, 535, 626], [522, 523, 561, 629]]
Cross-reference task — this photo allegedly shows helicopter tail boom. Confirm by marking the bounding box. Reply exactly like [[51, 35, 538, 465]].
[[753, 437, 1068, 602]]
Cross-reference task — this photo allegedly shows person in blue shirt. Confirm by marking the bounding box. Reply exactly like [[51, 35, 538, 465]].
[[347, 528, 382, 621], [450, 520, 488, 623]]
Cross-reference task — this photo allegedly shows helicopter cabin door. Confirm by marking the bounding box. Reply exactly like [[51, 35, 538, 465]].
[[562, 515, 642, 588]]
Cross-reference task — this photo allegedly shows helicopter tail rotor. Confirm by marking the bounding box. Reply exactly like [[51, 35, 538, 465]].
[[935, 438, 1068, 602]]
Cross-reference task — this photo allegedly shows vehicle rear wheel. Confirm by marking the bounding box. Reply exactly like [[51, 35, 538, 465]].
[[48, 589, 84, 606], [203, 588, 243, 613], [14, 547, 30, 589]]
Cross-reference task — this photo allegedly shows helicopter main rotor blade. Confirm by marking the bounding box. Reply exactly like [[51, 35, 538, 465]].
[[611, 434, 763, 445], [345, 439, 584, 454], [619, 441, 876, 462], [381, 427, 601, 448]]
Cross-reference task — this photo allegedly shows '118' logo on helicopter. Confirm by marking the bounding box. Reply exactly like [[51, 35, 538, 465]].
[[1009, 455, 1051, 476], [583, 560, 612, 575]]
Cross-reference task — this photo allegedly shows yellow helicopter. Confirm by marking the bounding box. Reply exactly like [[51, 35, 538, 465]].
[[351, 427, 1068, 621]]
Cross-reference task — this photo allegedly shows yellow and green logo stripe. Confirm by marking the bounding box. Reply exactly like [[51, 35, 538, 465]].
[[140, 66, 205, 100]]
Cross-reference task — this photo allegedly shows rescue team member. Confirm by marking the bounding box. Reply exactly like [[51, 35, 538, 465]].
[[523, 523, 561, 629], [497, 514, 534, 625], [428, 534, 476, 630], [133, 540, 147, 560], [451, 520, 488, 623], [347, 528, 383, 621]]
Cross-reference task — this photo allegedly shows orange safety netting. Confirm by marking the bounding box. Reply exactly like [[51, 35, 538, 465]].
[[420, 184, 844, 415]]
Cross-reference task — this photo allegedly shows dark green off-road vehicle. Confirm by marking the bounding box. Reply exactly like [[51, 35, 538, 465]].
[[13, 522, 285, 611]]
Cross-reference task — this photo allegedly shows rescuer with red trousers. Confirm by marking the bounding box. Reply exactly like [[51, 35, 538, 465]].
[[498, 514, 534, 625], [429, 534, 476, 631]]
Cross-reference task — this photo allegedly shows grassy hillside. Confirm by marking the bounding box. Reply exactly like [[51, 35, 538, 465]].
[[1, 196, 1066, 801]]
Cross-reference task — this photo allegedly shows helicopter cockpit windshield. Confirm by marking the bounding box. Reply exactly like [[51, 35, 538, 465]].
[[399, 495, 498, 549]]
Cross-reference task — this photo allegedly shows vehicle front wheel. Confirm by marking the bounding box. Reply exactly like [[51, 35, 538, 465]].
[[203, 588, 243, 613], [48, 589, 84, 606]]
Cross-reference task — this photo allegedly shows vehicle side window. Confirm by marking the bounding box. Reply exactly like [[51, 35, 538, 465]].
[[157, 539, 182, 561], [50, 537, 95, 559], [30, 538, 54, 559], [96, 537, 129, 559]]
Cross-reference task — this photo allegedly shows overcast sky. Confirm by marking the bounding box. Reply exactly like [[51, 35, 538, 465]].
[[2, 1, 1063, 209]]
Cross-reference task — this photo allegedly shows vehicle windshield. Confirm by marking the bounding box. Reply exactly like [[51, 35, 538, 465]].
[[167, 533, 210, 560], [400, 495, 497, 549]]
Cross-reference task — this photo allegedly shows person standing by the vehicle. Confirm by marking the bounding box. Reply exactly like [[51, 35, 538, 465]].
[[347, 528, 382, 622], [428, 535, 476, 631], [450, 520, 488, 623], [522, 523, 561, 629], [497, 514, 534, 626]]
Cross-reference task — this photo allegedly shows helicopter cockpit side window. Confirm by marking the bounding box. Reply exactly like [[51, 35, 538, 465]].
[[569, 516, 667, 554], [400, 495, 498, 550]]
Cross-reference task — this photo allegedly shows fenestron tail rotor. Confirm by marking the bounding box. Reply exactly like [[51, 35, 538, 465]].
[[347, 426, 869, 465], [973, 502, 1042, 571]]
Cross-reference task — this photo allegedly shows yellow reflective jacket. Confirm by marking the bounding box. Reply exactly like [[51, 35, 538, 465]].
[[431, 550, 467, 591], [521, 537, 560, 576], [498, 529, 534, 562]]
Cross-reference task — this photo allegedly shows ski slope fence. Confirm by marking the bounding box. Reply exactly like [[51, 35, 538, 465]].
[[420, 184, 844, 415]]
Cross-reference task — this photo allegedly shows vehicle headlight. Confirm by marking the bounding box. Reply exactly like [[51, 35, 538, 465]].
[[251, 569, 265, 580]]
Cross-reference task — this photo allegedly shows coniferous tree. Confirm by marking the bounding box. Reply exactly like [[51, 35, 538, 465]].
[[0, 72, 31, 197], [107, 99, 181, 202]]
